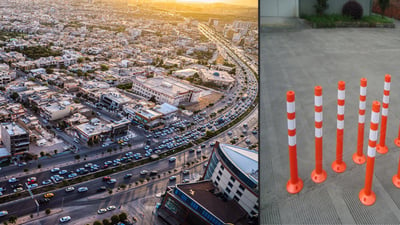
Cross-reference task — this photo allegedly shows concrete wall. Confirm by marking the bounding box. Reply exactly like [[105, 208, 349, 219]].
[[260, 0, 299, 17], [300, 0, 372, 16]]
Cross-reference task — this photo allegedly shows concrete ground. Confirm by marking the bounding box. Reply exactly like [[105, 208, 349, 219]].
[[260, 19, 400, 224]]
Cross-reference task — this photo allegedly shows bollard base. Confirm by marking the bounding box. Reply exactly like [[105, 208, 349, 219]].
[[395, 138, 400, 148], [332, 160, 346, 173], [376, 144, 388, 154], [352, 153, 366, 165], [359, 188, 376, 206], [286, 178, 303, 194], [392, 175, 400, 188], [311, 169, 327, 183]]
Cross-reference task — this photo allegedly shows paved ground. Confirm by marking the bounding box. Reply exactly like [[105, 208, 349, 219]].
[[260, 19, 400, 224]]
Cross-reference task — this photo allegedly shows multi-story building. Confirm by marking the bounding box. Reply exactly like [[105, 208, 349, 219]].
[[1, 122, 30, 156], [157, 142, 258, 225], [199, 69, 235, 87], [203, 142, 258, 215], [100, 92, 131, 110], [41, 102, 71, 121], [131, 76, 201, 106]]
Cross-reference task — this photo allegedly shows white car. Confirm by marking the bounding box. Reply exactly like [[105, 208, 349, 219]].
[[65, 187, 75, 192], [107, 205, 116, 211], [0, 211, 8, 217], [78, 187, 88, 192], [50, 168, 60, 173], [8, 178, 17, 183], [59, 216, 71, 223], [107, 179, 117, 184], [168, 157, 176, 162], [97, 208, 107, 214]]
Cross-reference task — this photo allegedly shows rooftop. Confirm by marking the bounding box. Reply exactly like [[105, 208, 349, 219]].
[[219, 143, 258, 184], [177, 180, 250, 225], [153, 103, 178, 115], [2, 122, 27, 136], [133, 76, 202, 97]]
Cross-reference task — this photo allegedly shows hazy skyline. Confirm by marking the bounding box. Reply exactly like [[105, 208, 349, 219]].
[[176, 0, 258, 7]]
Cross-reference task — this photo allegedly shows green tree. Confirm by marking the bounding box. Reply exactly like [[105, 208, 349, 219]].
[[45, 68, 54, 74], [10, 92, 19, 100], [314, 0, 329, 15], [77, 57, 84, 63], [111, 215, 120, 224], [8, 216, 17, 224], [119, 212, 127, 221], [100, 64, 109, 71], [93, 221, 102, 225], [75, 155, 81, 160], [54, 149, 58, 155], [45, 208, 51, 215], [102, 219, 111, 225], [379, 0, 390, 18]]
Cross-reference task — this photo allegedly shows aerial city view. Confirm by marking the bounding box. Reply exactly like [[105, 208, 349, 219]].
[[0, 0, 258, 224]]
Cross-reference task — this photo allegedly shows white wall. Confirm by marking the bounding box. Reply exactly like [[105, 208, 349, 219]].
[[260, 0, 299, 17]]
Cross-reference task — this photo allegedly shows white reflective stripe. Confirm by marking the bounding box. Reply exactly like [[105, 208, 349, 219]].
[[383, 95, 390, 104], [371, 111, 380, 124], [338, 90, 345, 100], [314, 96, 322, 106], [337, 120, 344, 129], [315, 128, 322, 137], [338, 105, 345, 115], [367, 146, 376, 158], [287, 119, 296, 130], [360, 86, 367, 96], [315, 112, 323, 122], [288, 135, 296, 146], [359, 115, 365, 123], [359, 101, 366, 110], [369, 130, 378, 141], [382, 108, 388, 116], [384, 82, 391, 91], [287, 102, 295, 113]]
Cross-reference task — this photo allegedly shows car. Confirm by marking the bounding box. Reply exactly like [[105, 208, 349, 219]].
[[59, 170, 68, 175], [150, 170, 158, 176], [252, 130, 257, 134], [97, 208, 107, 214], [183, 170, 190, 175], [182, 179, 190, 183], [13, 187, 23, 192], [68, 173, 78, 178], [227, 131, 233, 135], [106, 205, 116, 211], [245, 139, 251, 144], [169, 157, 176, 162], [103, 176, 111, 181], [78, 187, 88, 192], [140, 170, 148, 175], [0, 211, 8, 217], [201, 144, 206, 148], [97, 186, 107, 192], [27, 183, 38, 189], [0, 187, 6, 192], [107, 179, 117, 184], [18, 162, 27, 167], [124, 174, 133, 179], [44, 193, 54, 198], [8, 178, 17, 183], [169, 176, 176, 181], [42, 179, 52, 185], [59, 216, 71, 223], [27, 177, 37, 184], [38, 198, 50, 205]]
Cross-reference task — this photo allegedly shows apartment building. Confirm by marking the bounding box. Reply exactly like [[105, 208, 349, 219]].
[[1, 122, 30, 156]]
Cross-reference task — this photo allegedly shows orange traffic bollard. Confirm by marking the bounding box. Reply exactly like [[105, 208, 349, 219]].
[[392, 151, 400, 188], [395, 121, 400, 147], [377, 74, 391, 154], [359, 101, 380, 206], [332, 81, 347, 173], [286, 91, 303, 194], [311, 86, 327, 183], [353, 78, 367, 164]]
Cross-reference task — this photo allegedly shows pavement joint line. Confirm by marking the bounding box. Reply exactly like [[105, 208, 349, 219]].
[[327, 184, 356, 224], [373, 175, 400, 222]]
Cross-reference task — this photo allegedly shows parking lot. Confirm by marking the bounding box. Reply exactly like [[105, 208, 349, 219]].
[[261, 20, 400, 224]]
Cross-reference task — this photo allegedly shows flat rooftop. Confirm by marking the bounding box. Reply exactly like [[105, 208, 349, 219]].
[[261, 20, 400, 224], [177, 181, 249, 224], [2, 123, 27, 136], [134, 76, 202, 97]]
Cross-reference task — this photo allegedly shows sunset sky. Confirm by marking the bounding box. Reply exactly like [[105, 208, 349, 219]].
[[176, 0, 257, 7]]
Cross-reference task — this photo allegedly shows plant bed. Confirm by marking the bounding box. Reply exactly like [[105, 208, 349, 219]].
[[303, 14, 394, 28]]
